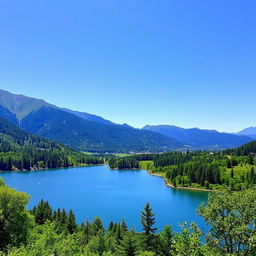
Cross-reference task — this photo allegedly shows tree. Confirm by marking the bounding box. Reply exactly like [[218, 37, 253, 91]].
[[0, 186, 33, 250], [141, 203, 157, 251], [121, 218, 128, 233], [117, 232, 138, 256], [158, 225, 174, 256], [91, 216, 104, 236], [66, 209, 77, 234], [83, 219, 91, 244], [173, 223, 203, 256], [31, 199, 52, 225], [198, 187, 256, 255], [0, 178, 4, 187], [230, 168, 234, 179], [86, 230, 106, 255]]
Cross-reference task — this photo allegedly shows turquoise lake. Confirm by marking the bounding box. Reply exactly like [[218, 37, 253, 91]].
[[0, 165, 209, 232]]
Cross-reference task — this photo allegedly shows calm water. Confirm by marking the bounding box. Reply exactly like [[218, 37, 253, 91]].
[[0, 165, 209, 232]]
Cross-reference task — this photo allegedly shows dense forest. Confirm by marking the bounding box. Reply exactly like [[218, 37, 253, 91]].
[[109, 141, 256, 191], [0, 178, 255, 256], [0, 118, 103, 171]]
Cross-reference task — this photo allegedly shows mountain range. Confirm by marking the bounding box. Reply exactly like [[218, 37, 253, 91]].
[[236, 127, 256, 139], [0, 89, 254, 152], [142, 125, 253, 150], [0, 89, 181, 152]]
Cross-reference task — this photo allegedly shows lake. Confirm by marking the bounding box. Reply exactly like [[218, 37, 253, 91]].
[[0, 165, 209, 232]]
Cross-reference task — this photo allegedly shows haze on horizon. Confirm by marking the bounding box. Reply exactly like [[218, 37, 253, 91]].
[[1, 0, 256, 133]]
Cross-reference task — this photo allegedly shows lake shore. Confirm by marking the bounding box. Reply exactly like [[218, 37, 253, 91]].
[[145, 171, 215, 192], [0, 163, 105, 173], [109, 166, 215, 192]]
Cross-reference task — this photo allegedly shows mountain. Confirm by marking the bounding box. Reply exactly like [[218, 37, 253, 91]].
[[0, 117, 103, 170], [0, 89, 54, 120], [62, 108, 114, 125], [143, 125, 253, 149], [0, 89, 182, 152], [0, 116, 63, 151], [0, 105, 19, 125], [237, 127, 256, 139], [20, 107, 182, 152]]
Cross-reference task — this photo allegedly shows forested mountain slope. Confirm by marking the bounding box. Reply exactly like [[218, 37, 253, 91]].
[[20, 107, 182, 152], [0, 117, 103, 170]]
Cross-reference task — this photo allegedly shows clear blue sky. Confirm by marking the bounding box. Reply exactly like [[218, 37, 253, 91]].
[[1, 0, 256, 132]]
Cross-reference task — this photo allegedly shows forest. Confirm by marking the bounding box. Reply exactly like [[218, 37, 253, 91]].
[[109, 141, 256, 191], [0, 178, 255, 256], [0, 117, 103, 171]]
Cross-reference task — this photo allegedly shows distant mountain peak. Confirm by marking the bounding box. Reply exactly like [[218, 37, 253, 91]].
[[237, 126, 256, 139], [0, 89, 54, 120], [143, 124, 252, 149]]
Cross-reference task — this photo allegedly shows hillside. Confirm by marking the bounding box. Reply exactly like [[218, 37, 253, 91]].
[[0, 117, 103, 170], [143, 125, 252, 149], [20, 107, 182, 152]]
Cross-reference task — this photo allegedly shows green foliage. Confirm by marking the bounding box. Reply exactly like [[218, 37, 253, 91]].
[[173, 223, 203, 256], [157, 225, 174, 256], [0, 117, 104, 171], [198, 187, 256, 255], [109, 147, 256, 191], [31, 200, 52, 225], [116, 232, 138, 256], [0, 186, 33, 250], [141, 203, 157, 251], [0, 180, 256, 255], [66, 209, 77, 234]]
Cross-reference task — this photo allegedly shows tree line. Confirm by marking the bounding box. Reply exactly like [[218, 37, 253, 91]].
[[109, 141, 256, 190], [0, 117, 104, 170]]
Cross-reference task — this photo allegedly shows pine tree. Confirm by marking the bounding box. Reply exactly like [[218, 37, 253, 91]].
[[32, 199, 52, 225], [83, 219, 91, 244], [158, 225, 174, 256], [141, 203, 157, 251], [117, 232, 137, 256], [121, 219, 128, 233], [92, 216, 104, 236], [231, 168, 234, 179], [66, 209, 77, 234]]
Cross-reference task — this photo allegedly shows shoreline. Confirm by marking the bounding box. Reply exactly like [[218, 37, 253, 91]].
[[109, 166, 215, 192], [2, 164, 215, 192], [0, 163, 105, 173], [147, 171, 216, 192]]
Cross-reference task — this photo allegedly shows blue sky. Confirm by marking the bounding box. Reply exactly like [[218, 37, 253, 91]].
[[1, 0, 256, 132]]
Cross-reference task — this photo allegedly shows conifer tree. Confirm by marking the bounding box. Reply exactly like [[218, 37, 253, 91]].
[[117, 232, 138, 256], [32, 199, 52, 225], [66, 209, 77, 234], [141, 203, 157, 251]]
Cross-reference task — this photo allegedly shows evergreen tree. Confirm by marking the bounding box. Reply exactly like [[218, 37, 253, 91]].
[[231, 168, 234, 179], [91, 216, 104, 236], [117, 232, 138, 256], [121, 219, 128, 232], [66, 209, 77, 234], [158, 225, 174, 256], [32, 199, 52, 225], [83, 219, 91, 244], [141, 203, 157, 251]]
